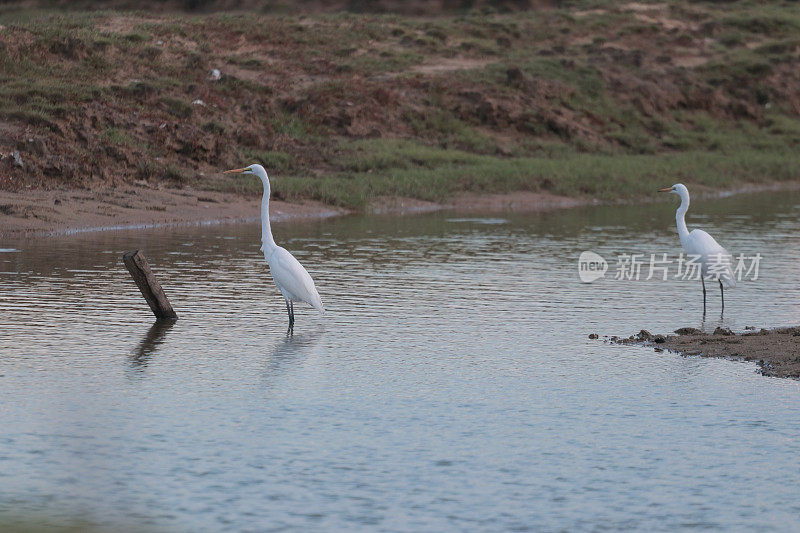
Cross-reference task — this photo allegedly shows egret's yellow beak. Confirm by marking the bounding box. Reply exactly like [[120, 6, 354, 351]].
[[224, 167, 247, 174], [658, 187, 673, 193]]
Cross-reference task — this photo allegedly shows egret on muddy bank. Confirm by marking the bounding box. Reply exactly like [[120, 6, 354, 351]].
[[659, 183, 735, 314], [224, 164, 323, 330]]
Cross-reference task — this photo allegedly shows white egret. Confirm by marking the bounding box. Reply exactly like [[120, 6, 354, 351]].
[[224, 164, 323, 329], [659, 183, 735, 313]]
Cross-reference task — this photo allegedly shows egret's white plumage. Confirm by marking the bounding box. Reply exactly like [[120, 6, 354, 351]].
[[224, 164, 323, 328], [660, 183, 734, 312], [267, 247, 324, 312]]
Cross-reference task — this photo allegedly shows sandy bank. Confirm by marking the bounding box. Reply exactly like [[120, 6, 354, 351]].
[[607, 327, 800, 379], [0, 188, 590, 237], [3, 181, 798, 237], [0, 187, 346, 237]]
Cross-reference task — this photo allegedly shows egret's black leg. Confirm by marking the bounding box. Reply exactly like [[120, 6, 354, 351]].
[[719, 280, 725, 315], [285, 299, 294, 331], [701, 277, 707, 315]]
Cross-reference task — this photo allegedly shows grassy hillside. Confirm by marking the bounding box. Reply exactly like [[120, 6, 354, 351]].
[[1, 1, 800, 208]]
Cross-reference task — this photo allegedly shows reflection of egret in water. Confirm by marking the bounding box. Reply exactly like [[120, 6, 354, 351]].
[[700, 312, 732, 334], [130, 320, 176, 369], [265, 326, 325, 379]]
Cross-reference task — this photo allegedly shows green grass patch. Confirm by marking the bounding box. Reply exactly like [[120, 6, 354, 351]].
[[202, 138, 800, 210], [262, 149, 800, 209], [337, 49, 423, 74], [101, 127, 134, 146], [160, 96, 193, 118], [240, 149, 297, 174], [269, 112, 320, 139], [333, 138, 483, 172]]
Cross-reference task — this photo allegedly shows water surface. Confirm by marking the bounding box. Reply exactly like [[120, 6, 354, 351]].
[[1, 191, 800, 531]]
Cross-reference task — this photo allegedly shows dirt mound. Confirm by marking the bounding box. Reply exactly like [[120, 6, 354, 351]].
[[606, 326, 800, 379], [1, 3, 799, 203]]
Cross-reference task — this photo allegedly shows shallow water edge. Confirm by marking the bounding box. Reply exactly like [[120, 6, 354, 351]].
[[607, 326, 800, 379], [2, 181, 799, 238]]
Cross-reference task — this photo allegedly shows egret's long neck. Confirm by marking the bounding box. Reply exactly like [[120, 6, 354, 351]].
[[260, 174, 277, 254], [675, 191, 690, 244]]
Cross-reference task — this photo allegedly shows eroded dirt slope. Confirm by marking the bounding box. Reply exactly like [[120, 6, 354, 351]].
[[1, 1, 799, 206]]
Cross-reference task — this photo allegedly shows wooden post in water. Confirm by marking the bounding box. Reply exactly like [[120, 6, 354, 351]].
[[123, 250, 178, 320]]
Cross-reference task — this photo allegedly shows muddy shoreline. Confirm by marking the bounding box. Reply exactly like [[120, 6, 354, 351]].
[[0, 187, 593, 238], [0, 187, 346, 238], [607, 327, 800, 379], [3, 182, 799, 238]]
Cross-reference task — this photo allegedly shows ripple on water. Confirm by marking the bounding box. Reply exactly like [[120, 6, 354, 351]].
[[1, 191, 800, 531]]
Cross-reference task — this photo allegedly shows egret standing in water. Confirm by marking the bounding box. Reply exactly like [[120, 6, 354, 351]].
[[659, 183, 735, 314], [224, 164, 323, 330]]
